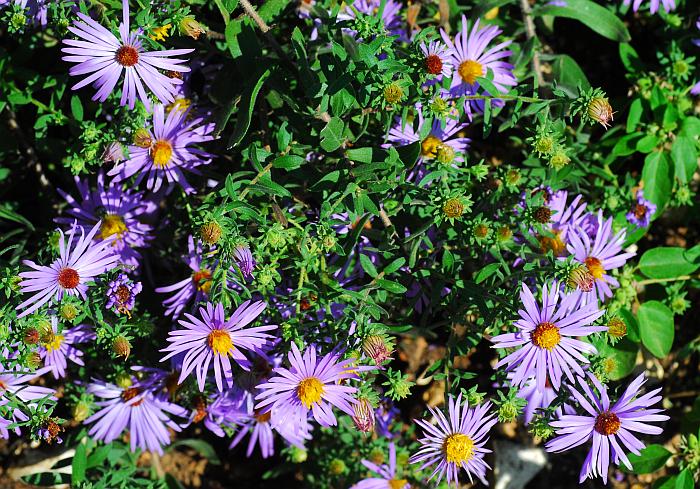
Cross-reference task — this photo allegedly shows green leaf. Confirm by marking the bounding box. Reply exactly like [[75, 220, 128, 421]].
[[675, 469, 694, 489], [258, 0, 290, 22], [639, 247, 700, 279], [641, 151, 673, 212], [272, 154, 304, 170], [593, 338, 638, 380], [376, 279, 407, 294], [359, 254, 378, 278], [618, 308, 640, 343], [320, 117, 346, 152], [625, 444, 672, 474], [627, 98, 643, 132], [475, 263, 501, 284], [619, 43, 644, 72], [550, 54, 590, 98], [671, 135, 697, 184], [637, 301, 674, 358], [70, 95, 83, 121], [224, 19, 243, 57], [346, 147, 374, 163], [227, 68, 270, 149], [72, 441, 87, 484], [383, 257, 406, 275], [534, 0, 630, 42], [170, 439, 221, 465]]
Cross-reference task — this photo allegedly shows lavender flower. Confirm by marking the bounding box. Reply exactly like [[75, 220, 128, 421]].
[[156, 236, 213, 318], [626, 190, 656, 228], [190, 389, 250, 438], [84, 377, 188, 454], [109, 104, 214, 194], [61, 0, 193, 109], [623, 0, 675, 14], [0, 357, 55, 438], [567, 211, 636, 306], [491, 282, 606, 392], [160, 301, 275, 392], [39, 318, 95, 379], [56, 172, 155, 268], [105, 273, 142, 315], [351, 443, 409, 489], [693, 19, 700, 95], [255, 343, 359, 427], [546, 374, 669, 484], [420, 40, 454, 80], [16, 222, 120, 318], [409, 394, 497, 486], [514, 374, 574, 425], [535, 190, 588, 256], [233, 245, 255, 280], [338, 0, 404, 40], [441, 16, 516, 115]]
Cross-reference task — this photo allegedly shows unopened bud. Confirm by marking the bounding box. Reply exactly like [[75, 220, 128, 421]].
[[25, 352, 42, 369], [383, 83, 403, 104], [24, 328, 40, 345], [200, 221, 222, 245], [180, 16, 205, 40], [72, 401, 91, 422], [60, 303, 79, 322], [351, 397, 375, 433], [362, 335, 392, 365], [587, 97, 614, 129], [132, 128, 152, 148], [567, 265, 595, 292], [328, 458, 346, 475], [442, 198, 465, 219], [607, 317, 627, 339], [115, 372, 133, 389], [498, 400, 519, 423], [436, 144, 456, 165], [549, 148, 571, 170], [112, 336, 131, 359]]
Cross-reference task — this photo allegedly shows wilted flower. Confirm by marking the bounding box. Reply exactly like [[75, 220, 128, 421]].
[[587, 96, 614, 129], [626, 190, 656, 228], [105, 273, 142, 315]]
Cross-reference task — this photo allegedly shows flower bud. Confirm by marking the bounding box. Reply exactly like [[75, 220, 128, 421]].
[[290, 446, 308, 463], [328, 458, 347, 475], [200, 221, 222, 245], [607, 317, 627, 339], [24, 328, 40, 345], [115, 372, 133, 389], [549, 147, 571, 170], [383, 83, 404, 104], [112, 335, 131, 360], [496, 225, 512, 242], [25, 352, 42, 369], [351, 397, 375, 433], [587, 96, 614, 129], [429, 97, 449, 117], [369, 447, 385, 465], [473, 223, 490, 240], [442, 198, 465, 219], [567, 265, 595, 292], [72, 400, 91, 422], [498, 400, 519, 423], [362, 335, 392, 365], [533, 135, 555, 156], [60, 303, 79, 322], [436, 144, 456, 165], [132, 128, 153, 148], [505, 169, 521, 186], [180, 16, 206, 40]]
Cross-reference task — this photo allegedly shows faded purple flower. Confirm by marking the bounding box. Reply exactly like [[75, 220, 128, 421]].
[[626, 190, 656, 228], [105, 272, 142, 314], [546, 374, 669, 484], [17, 222, 120, 318], [233, 245, 255, 280], [61, 0, 193, 109]]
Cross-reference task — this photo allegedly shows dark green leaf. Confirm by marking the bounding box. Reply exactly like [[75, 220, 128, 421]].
[[639, 247, 700, 279], [625, 444, 672, 474], [534, 0, 630, 42], [320, 117, 346, 152], [72, 441, 87, 484], [70, 95, 83, 121], [641, 151, 673, 212], [227, 68, 270, 149], [638, 301, 674, 358]]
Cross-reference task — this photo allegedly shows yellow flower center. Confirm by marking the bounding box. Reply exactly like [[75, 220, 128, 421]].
[[388, 480, 409, 489], [45, 334, 64, 353], [297, 377, 325, 409], [531, 321, 561, 350], [537, 231, 566, 256], [458, 60, 484, 85], [442, 433, 475, 464], [192, 269, 212, 293], [150, 140, 173, 168], [585, 256, 604, 280], [167, 97, 192, 114], [594, 411, 621, 435], [420, 135, 441, 158], [148, 24, 171, 41], [99, 214, 128, 241], [207, 330, 233, 355]]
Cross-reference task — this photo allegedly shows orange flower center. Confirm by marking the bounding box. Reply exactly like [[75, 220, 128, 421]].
[[57, 268, 80, 289], [192, 269, 212, 293], [531, 321, 561, 350], [255, 410, 272, 423], [121, 387, 143, 407], [297, 377, 324, 408], [458, 60, 483, 84], [594, 411, 621, 435], [420, 135, 441, 158], [115, 45, 139, 67], [150, 140, 173, 168], [633, 203, 648, 219], [425, 54, 443, 75], [585, 256, 604, 280]]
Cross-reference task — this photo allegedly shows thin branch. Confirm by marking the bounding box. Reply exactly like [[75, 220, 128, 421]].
[[239, 0, 270, 33], [519, 0, 545, 87]]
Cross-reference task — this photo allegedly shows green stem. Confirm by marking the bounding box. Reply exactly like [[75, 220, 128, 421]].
[[239, 162, 273, 199], [636, 274, 697, 286]]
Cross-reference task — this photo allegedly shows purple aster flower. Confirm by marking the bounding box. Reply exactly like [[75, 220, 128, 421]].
[[375, 401, 400, 439], [409, 394, 497, 486], [190, 389, 250, 437], [160, 301, 276, 392], [61, 0, 193, 110], [546, 374, 669, 484], [105, 272, 142, 315], [421, 40, 454, 80], [566, 211, 636, 306], [16, 222, 120, 318], [626, 190, 657, 228], [623, 0, 675, 14], [338, 0, 404, 40], [56, 172, 155, 268], [386, 104, 470, 177], [156, 236, 214, 318], [255, 343, 359, 427], [84, 376, 188, 454], [352, 442, 409, 489], [514, 374, 574, 425], [39, 318, 95, 379], [692, 20, 700, 95], [535, 190, 588, 256], [0, 357, 55, 438], [491, 282, 606, 392], [108, 104, 214, 194], [441, 16, 516, 114], [230, 389, 311, 458], [233, 245, 255, 280], [0, 413, 10, 439]]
